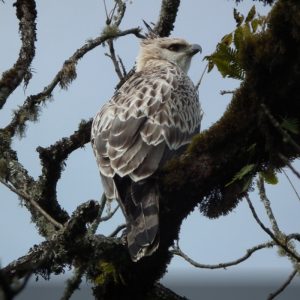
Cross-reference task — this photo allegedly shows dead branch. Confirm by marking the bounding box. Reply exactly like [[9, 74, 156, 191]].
[[105, 40, 125, 80], [99, 205, 119, 222], [172, 240, 275, 269], [0, 179, 63, 229], [109, 224, 126, 237], [245, 194, 300, 262], [267, 269, 298, 300], [278, 154, 300, 180], [282, 168, 300, 202]]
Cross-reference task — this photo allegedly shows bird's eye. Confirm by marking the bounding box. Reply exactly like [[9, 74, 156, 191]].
[[167, 43, 184, 52]]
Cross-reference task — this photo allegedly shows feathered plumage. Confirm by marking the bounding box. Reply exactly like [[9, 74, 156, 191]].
[[91, 37, 203, 261]]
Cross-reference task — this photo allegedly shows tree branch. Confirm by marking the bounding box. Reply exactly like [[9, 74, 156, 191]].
[[105, 40, 125, 80], [172, 240, 275, 269], [60, 266, 86, 300], [0, 178, 63, 229], [2, 200, 101, 282], [267, 269, 298, 300], [153, 0, 181, 37], [278, 154, 300, 179], [245, 194, 300, 262], [282, 169, 300, 202], [36, 119, 92, 208], [4, 27, 142, 138], [0, 0, 37, 109]]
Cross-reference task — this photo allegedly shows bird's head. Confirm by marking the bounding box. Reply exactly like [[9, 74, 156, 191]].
[[136, 37, 202, 73]]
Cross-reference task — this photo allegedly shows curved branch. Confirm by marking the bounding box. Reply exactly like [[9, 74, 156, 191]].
[[4, 27, 142, 137], [172, 240, 275, 269], [267, 269, 298, 300], [246, 194, 300, 262], [36, 119, 92, 206], [0, 0, 37, 109]]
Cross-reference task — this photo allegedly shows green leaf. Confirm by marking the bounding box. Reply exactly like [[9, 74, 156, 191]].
[[260, 169, 279, 185], [221, 33, 233, 46], [207, 60, 215, 72], [233, 8, 244, 27], [233, 26, 244, 50], [281, 118, 299, 135], [251, 19, 259, 33], [245, 5, 256, 23], [208, 43, 244, 80], [226, 164, 256, 187], [242, 23, 251, 38]]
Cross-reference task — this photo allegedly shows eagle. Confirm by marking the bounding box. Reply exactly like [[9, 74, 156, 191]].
[[91, 37, 203, 262]]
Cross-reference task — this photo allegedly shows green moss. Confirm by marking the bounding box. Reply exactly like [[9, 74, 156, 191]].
[[101, 25, 121, 39]]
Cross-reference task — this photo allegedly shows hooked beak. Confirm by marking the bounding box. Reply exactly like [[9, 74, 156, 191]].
[[188, 44, 202, 56]]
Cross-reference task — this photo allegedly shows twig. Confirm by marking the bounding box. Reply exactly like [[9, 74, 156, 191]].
[[257, 177, 300, 267], [0, 0, 37, 110], [11, 272, 32, 297], [261, 103, 300, 153], [267, 269, 298, 300], [282, 169, 300, 202], [4, 27, 142, 137], [112, 0, 126, 27], [195, 63, 208, 90], [172, 240, 275, 269], [103, 0, 110, 23], [109, 224, 126, 237], [257, 176, 281, 234], [278, 154, 300, 179], [220, 90, 235, 95], [100, 204, 119, 222], [117, 55, 127, 77], [89, 193, 107, 234], [60, 265, 86, 300], [245, 194, 300, 262], [106, 40, 124, 80], [0, 178, 63, 230], [0, 269, 32, 300]]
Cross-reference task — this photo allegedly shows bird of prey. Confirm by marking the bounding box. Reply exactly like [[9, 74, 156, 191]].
[[91, 37, 203, 262]]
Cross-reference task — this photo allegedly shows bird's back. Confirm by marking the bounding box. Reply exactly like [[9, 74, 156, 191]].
[[91, 60, 202, 261]]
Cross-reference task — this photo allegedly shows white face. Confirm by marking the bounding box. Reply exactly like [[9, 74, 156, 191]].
[[136, 38, 202, 73], [160, 42, 194, 73]]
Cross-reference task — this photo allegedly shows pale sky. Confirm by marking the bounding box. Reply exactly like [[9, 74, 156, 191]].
[[1, 0, 299, 298]]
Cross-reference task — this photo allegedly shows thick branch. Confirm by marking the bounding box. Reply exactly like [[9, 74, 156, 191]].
[[0, 0, 37, 109], [0, 144, 68, 237], [36, 119, 92, 206], [2, 200, 100, 282], [153, 0, 181, 37]]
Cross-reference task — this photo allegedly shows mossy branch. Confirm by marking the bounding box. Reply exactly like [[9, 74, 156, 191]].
[[153, 0, 181, 37], [0, 0, 37, 110], [4, 27, 142, 138]]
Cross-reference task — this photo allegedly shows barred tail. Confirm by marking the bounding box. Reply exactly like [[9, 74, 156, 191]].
[[127, 182, 159, 261], [113, 176, 160, 261]]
